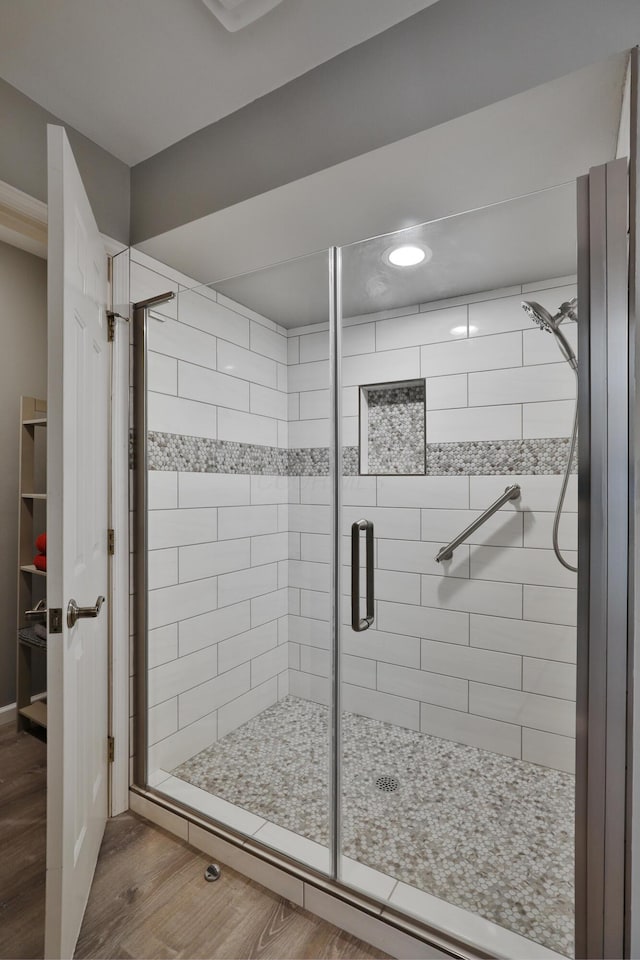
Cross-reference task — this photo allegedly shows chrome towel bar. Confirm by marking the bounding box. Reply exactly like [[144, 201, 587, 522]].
[[435, 484, 521, 563]]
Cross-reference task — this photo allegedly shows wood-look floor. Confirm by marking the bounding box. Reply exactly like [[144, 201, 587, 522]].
[[75, 812, 388, 960], [0, 724, 47, 960], [0, 728, 387, 960]]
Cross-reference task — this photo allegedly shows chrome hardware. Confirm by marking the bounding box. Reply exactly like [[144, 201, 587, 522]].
[[204, 863, 221, 882], [67, 595, 105, 628], [25, 599, 47, 621], [351, 519, 374, 632], [107, 310, 129, 342], [435, 484, 521, 562], [49, 608, 62, 634]]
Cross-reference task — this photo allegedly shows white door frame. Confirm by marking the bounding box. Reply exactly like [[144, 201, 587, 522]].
[[0, 177, 130, 817], [108, 249, 131, 816]]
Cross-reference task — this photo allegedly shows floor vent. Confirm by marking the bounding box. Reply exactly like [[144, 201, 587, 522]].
[[374, 775, 399, 793]]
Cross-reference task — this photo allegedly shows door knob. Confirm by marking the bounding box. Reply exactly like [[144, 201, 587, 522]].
[[67, 595, 105, 628]]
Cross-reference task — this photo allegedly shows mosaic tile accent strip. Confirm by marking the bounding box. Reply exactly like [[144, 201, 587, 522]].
[[145, 431, 577, 477], [148, 431, 288, 475], [287, 446, 331, 476], [363, 382, 426, 475], [342, 445, 359, 477], [172, 696, 574, 957], [425, 437, 579, 477]]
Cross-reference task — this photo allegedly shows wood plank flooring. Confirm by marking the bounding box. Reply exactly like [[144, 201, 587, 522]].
[[0, 724, 387, 959], [0, 724, 47, 960], [75, 812, 388, 960]]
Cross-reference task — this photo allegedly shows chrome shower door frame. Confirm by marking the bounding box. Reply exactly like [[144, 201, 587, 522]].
[[128, 158, 640, 956], [132, 292, 176, 790], [576, 155, 633, 959]]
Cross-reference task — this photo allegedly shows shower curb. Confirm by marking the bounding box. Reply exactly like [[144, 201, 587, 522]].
[[128, 787, 477, 960]]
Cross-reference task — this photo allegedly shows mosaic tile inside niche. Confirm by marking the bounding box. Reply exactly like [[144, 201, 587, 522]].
[[362, 382, 426, 475], [145, 431, 577, 477], [172, 696, 574, 957]]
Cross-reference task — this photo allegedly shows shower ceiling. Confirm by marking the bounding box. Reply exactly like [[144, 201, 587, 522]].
[[139, 50, 627, 324], [213, 183, 576, 326]]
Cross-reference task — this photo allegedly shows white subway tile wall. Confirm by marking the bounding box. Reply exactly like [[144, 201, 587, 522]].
[[287, 277, 577, 773], [134, 257, 291, 773], [135, 252, 578, 777]]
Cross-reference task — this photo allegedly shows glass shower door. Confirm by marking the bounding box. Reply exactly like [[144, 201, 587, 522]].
[[141, 249, 336, 876], [336, 190, 580, 958], [134, 158, 635, 958]]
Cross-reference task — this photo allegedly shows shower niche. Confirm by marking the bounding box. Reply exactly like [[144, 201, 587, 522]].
[[358, 377, 426, 475]]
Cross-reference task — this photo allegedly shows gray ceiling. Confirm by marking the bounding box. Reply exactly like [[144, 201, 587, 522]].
[[139, 50, 626, 316], [211, 182, 577, 327], [0, 0, 438, 164]]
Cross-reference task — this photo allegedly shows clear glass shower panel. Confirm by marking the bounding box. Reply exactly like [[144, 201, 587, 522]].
[[144, 250, 335, 874], [338, 187, 578, 958]]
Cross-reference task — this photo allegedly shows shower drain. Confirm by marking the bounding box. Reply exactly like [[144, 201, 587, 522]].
[[374, 775, 400, 793]]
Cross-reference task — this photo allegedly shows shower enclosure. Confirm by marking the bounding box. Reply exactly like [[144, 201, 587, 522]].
[[132, 168, 632, 959]]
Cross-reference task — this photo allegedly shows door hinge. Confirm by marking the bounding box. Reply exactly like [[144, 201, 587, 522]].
[[49, 608, 63, 634], [107, 310, 129, 342], [107, 736, 115, 763], [108, 528, 115, 555]]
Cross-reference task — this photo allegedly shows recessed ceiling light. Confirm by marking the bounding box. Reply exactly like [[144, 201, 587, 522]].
[[387, 245, 430, 267]]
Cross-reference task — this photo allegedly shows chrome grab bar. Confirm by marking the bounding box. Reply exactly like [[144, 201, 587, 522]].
[[435, 484, 521, 563], [351, 519, 374, 632]]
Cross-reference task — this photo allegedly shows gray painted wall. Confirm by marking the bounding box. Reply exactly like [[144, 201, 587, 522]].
[[0, 240, 47, 708], [130, 0, 640, 244], [0, 78, 130, 243]]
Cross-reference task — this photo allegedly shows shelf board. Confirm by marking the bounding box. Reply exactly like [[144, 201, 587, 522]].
[[23, 418, 47, 426], [20, 564, 47, 577], [21, 493, 47, 500], [18, 627, 47, 651], [18, 701, 47, 728]]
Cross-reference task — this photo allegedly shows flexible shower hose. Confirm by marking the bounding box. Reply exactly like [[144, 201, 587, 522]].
[[552, 367, 578, 573]]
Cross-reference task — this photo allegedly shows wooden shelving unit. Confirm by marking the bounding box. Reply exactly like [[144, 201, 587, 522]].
[[16, 396, 47, 735]]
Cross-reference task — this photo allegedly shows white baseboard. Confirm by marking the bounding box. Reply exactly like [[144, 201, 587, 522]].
[[0, 691, 47, 728], [0, 701, 16, 726]]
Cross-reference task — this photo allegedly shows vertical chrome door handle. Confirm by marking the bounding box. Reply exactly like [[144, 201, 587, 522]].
[[351, 519, 374, 632]]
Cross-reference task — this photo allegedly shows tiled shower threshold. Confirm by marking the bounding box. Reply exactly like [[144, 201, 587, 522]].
[[150, 770, 565, 960], [149, 698, 573, 959]]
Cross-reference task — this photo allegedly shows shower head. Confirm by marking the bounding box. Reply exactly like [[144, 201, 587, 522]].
[[521, 300, 557, 333], [521, 298, 578, 331], [521, 298, 578, 371]]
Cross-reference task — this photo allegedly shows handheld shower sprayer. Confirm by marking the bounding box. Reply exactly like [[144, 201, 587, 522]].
[[521, 297, 578, 573], [521, 299, 578, 370]]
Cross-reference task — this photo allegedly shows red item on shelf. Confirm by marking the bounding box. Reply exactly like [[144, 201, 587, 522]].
[[35, 533, 46, 554], [33, 554, 47, 572]]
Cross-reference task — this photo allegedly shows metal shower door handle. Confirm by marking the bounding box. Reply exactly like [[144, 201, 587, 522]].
[[67, 595, 105, 629], [351, 519, 374, 632]]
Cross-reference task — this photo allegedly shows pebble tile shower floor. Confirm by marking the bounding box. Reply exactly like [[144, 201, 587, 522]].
[[172, 696, 574, 956]]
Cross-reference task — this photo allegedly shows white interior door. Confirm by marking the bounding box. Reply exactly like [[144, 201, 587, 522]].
[[44, 124, 109, 960]]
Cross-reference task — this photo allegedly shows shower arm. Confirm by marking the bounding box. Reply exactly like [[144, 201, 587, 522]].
[[435, 484, 521, 563]]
